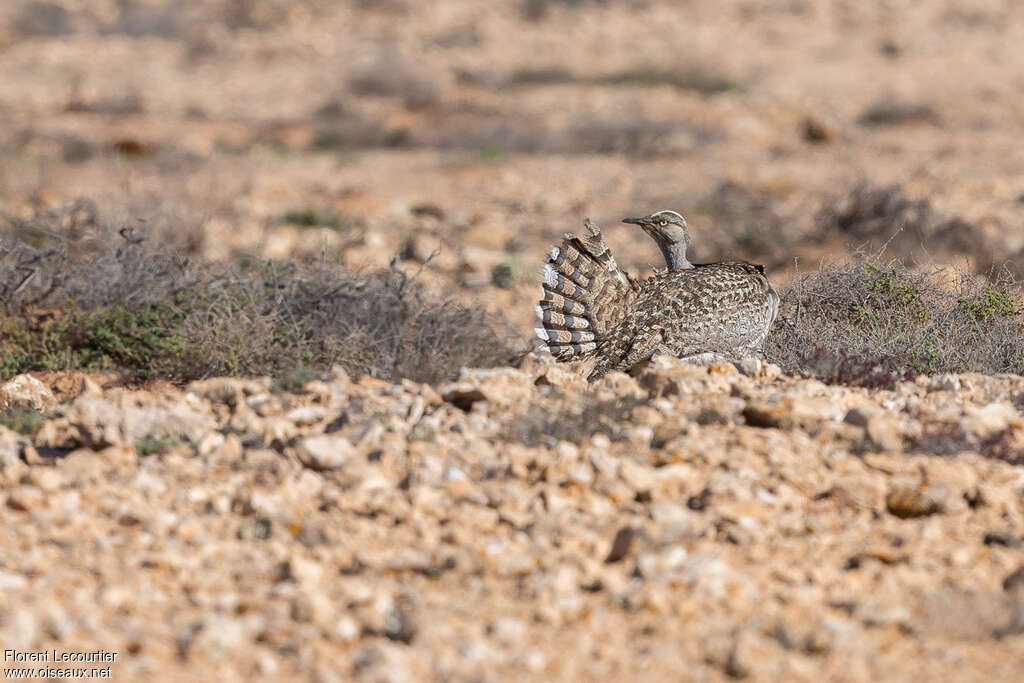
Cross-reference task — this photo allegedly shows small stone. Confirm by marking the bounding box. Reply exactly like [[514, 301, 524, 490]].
[[286, 406, 326, 426], [1003, 565, 1024, 593], [446, 476, 483, 502], [604, 527, 636, 563], [866, 414, 903, 452], [886, 487, 941, 518], [843, 408, 871, 428], [246, 393, 282, 417], [288, 555, 325, 585], [534, 364, 588, 392], [0, 426, 28, 469], [490, 617, 528, 646], [27, 468, 63, 492], [930, 374, 961, 392], [7, 486, 43, 512], [735, 357, 761, 377], [79, 376, 103, 397], [801, 115, 832, 143], [441, 368, 534, 410], [742, 403, 791, 429], [187, 377, 270, 405], [983, 532, 1021, 548], [593, 371, 646, 400], [0, 374, 55, 412], [0, 569, 28, 590], [335, 616, 361, 643], [296, 435, 357, 471], [960, 403, 1019, 438], [237, 517, 272, 542]]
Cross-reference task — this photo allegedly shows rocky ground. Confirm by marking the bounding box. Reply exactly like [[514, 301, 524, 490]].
[[3, 358, 1024, 681]]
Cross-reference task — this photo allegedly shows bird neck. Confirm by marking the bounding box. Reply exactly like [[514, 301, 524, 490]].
[[660, 241, 693, 270]]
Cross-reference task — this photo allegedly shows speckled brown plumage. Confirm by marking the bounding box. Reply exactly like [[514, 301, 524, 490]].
[[535, 211, 779, 379]]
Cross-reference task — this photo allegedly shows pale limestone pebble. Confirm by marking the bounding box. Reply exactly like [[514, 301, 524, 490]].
[[921, 456, 981, 514], [333, 614, 361, 644], [534, 571, 587, 626], [258, 417, 299, 446], [533, 363, 588, 393], [299, 379, 332, 403], [0, 568, 29, 591], [246, 392, 283, 417], [592, 370, 647, 400], [0, 426, 29, 476], [347, 641, 431, 683], [827, 468, 888, 510], [544, 442, 584, 484], [618, 457, 658, 495], [286, 405, 326, 426], [191, 614, 262, 660], [635, 356, 721, 397], [489, 616, 529, 646], [865, 413, 905, 452], [6, 485, 44, 512], [199, 432, 244, 467], [484, 537, 539, 577], [285, 554, 326, 585], [491, 485, 541, 528], [440, 366, 535, 410], [758, 361, 784, 383], [76, 376, 103, 399], [195, 430, 226, 457], [0, 607, 41, 651], [187, 377, 272, 406], [445, 472, 488, 505], [959, 401, 1021, 437], [295, 434, 358, 471], [715, 627, 793, 680], [735, 356, 763, 378], [517, 349, 557, 379], [24, 466, 64, 492], [37, 391, 216, 450], [0, 373, 56, 412]]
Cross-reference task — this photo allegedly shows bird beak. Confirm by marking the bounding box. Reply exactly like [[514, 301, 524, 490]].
[[622, 217, 645, 225]]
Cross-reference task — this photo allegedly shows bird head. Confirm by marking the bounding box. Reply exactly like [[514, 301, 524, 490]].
[[622, 210, 691, 248]]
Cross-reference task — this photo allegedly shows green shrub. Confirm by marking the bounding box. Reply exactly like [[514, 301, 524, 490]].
[[135, 433, 184, 457], [281, 209, 359, 232], [0, 408, 45, 436], [0, 207, 520, 386], [768, 260, 1024, 386]]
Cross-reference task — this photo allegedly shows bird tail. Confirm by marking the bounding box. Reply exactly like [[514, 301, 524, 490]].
[[535, 219, 637, 360]]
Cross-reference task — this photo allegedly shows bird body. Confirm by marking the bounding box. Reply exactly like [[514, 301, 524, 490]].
[[535, 210, 778, 379]]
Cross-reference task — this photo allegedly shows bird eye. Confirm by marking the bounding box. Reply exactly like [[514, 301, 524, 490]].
[[659, 220, 667, 226]]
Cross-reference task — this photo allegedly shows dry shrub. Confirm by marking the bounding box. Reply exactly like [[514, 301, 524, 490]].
[[100, 3, 183, 38], [564, 116, 689, 156], [348, 54, 439, 109], [0, 205, 519, 385], [768, 259, 1024, 386], [857, 101, 939, 127], [522, 0, 609, 21], [13, 1, 74, 37]]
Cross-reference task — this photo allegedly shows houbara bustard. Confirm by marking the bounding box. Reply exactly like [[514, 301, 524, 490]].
[[534, 210, 779, 379]]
